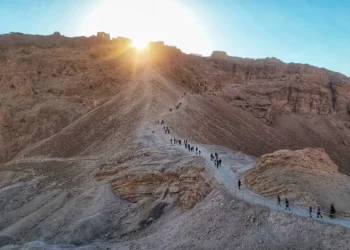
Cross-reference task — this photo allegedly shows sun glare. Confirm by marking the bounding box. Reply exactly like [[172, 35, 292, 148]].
[[81, 0, 212, 55], [132, 40, 148, 50]]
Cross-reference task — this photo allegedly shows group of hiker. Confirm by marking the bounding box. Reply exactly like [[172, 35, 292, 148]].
[[170, 138, 182, 146], [308, 203, 336, 219], [183, 140, 201, 156], [163, 126, 170, 134], [160, 120, 170, 134], [210, 152, 222, 168], [160, 120, 340, 221], [277, 194, 337, 219], [277, 195, 291, 211]]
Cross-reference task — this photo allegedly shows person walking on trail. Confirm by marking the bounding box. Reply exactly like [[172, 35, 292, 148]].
[[214, 159, 218, 168], [330, 204, 336, 219], [191, 146, 194, 152], [199, 150, 201, 156], [196, 147, 198, 153], [316, 205, 323, 218], [277, 195, 282, 207], [215, 152, 218, 160], [238, 179, 242, 190], [309, 206, 312, 218], [285, 198, 291, 211], [170, 139, 173, 144], [179, 140, 181, 146], [210, 154, 213, 161], [218, 159, 222, 167]]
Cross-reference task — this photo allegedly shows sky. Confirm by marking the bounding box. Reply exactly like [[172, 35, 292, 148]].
[[0, 0, 349, 75]]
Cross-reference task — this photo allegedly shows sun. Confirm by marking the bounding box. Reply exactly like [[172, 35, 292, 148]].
[[132, 39, 149, 50], [81, 0, 212, 55]]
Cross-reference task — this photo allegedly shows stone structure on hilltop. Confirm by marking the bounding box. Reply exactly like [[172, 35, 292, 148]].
[[97, 32, 110, 40], [211, 50, 229, 59]]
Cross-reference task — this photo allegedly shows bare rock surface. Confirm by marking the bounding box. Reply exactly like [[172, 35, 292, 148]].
[[245, 148, 350, 215], [0, 33, 350, 249]]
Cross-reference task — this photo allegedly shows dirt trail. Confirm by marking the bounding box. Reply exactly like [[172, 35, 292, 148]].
[[143, 74, 350, 229]]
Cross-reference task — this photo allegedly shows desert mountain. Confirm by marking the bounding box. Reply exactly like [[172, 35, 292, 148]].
[[0, 32, 350, 249]]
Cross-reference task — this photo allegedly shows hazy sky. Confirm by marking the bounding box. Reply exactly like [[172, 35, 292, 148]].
[[1, 0, 349, 75]]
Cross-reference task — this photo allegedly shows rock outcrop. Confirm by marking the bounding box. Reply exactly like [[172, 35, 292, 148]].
[[244, 148, 350, 215], [110, 165, 214, 209]]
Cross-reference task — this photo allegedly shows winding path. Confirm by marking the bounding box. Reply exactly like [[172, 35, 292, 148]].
[[138, 69, 350, 229], [148, 120, 350, 228]]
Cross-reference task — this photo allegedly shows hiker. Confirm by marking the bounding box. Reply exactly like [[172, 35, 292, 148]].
[[215, 159, 218, 168], [210, 153, 214, 161], [285, 198, 291, 211], [309, 206, 312, 218], [218, 159, 222, 167], [191, 146, 194, 152], [277, 195, 282, 207], [330, 204, 336, 219], [238, 179, 241, 190], [179, 140, 181, 146], [196, 147, 198, 152], [316, 205, 323, 218], [215, 152, 218, 160], [188, 144, 191, 152], [170, 139, 173, 144], [199, 150, 201, 156]]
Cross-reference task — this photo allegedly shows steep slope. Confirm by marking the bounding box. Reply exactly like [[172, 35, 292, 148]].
[[0, 42, 136, 164], [1, 33, 350, 249], [159, 54, 350, 174], [0, 68, 218, 247]]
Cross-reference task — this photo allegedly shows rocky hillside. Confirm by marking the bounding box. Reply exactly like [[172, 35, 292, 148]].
[[244, 148, 350, 215], [1, 33, 349, 173], [160, 53, 350, 174], [1, 32, 350, 249]]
